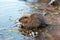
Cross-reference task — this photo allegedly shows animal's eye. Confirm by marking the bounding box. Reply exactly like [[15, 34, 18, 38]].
[[24, 17, 28, 18]]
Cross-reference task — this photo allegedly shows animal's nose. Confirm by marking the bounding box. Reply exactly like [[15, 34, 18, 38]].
[[19, 18, 21, 22]]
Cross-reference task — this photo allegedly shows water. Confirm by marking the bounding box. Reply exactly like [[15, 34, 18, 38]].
[[0, 1, 32, 40]]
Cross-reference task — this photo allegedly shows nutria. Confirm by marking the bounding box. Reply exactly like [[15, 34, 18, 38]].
[[19, 13, 48, 29], [18, 13, 60, 40], [18, 13, 49, 37]]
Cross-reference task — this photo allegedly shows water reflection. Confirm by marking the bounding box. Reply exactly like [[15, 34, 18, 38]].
[[0, 1, 33, 40]]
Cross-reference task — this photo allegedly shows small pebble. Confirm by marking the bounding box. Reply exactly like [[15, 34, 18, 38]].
[[29, 33, 32, 36], [35, 32, 38, 35]]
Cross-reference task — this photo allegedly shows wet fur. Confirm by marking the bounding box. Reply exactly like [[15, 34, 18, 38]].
[[18, 13, 60, 40], [19, 13, 48, 29]]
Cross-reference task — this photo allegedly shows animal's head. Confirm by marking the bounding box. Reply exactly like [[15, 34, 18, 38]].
[[19, 16, 30, 24], [19, 14, 31, 29]]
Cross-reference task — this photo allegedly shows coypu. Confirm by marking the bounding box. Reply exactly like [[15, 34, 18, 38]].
[[18, 13, 60, 40], [18, 13, 49, 37], [19, 13, 48, 30]]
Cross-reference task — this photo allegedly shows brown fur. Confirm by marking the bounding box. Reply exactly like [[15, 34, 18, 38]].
[[18, 13, 48, 37], [18, 13, 60, 40], [19, 13, 47, 29]]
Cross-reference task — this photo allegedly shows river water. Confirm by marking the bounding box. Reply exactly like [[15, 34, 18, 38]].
[[0, 1, 33, 40]]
